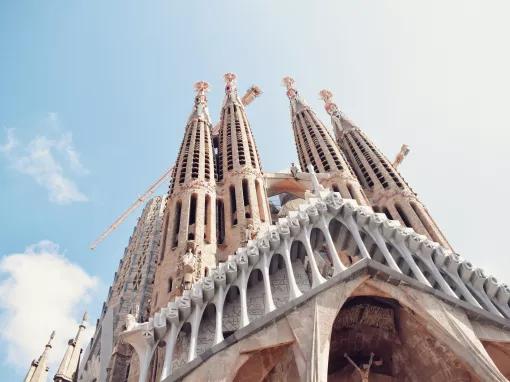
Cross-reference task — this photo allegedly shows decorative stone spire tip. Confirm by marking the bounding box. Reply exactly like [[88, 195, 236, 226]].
[[319, 89, 338, 116], [193, 81, 210, 95], [282, 76, 298, 100]]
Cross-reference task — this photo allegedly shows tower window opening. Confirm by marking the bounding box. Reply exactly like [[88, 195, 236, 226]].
[[188, 194, 197, 240], [168, 277, 173, 293], [230, 186, 238, 225], [242, 179, 250, 206], [172, 201, 182, 248], [205, 194, 212, 243], [395, 204, 412, 229], [217, 199, 225, 244]]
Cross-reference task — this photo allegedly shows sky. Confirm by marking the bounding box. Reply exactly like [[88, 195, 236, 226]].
[[1, 0, 509, 380]]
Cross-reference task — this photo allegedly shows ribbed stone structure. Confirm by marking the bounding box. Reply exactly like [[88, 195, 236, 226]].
[[283, 77, 367, 206], [215, 73, 270, 259], [154, 81, 218, 309], [320, 89, 452, 250]]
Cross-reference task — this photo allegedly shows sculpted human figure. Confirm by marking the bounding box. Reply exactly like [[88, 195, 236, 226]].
[[344, 352, 379, 382]]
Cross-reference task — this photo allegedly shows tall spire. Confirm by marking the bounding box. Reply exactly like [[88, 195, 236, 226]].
[[152, 81, 217, 311], [216, 72, 270, 259], [54, 314, 87, 382], [25, 331, 55, 382], [319, 89, 357, 136], [223, 72, 243, 106], [320, 89, 452, 249], [283, 77, 368, 205], [188, 80, 212, 125], [283, 76, 309, 116]]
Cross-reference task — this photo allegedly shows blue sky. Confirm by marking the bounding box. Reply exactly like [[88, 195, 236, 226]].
[[1, 1, 509, 380]]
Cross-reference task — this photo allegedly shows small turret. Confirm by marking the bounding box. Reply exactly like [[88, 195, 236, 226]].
[[54, 313, 88, 382], [25, 331, 55, 382]]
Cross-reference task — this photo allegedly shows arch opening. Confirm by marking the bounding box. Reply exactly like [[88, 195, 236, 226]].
[[246, 269, 265, 322], [269, 253, 290, 307], [222, 285, 241, 338], [327, 296, 475, 381], [289, 240, 312, 293], [310, 227, 334, 278], [328, 218, 360, 266], [196, 304, 216, 356]]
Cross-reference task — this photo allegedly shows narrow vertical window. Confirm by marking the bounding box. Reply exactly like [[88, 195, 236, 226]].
[[188, 194, 197, 240], [256, 180, 266, 222], [167, 277, 173, 293], [172, 201, 181, 248], [395, 204, 412, 228], [205, 194, 211, 243], [242, 179, 250, 206], [217, 199, 225, 244], [230, 186, 237, 225], [242, 178, 251, 218]]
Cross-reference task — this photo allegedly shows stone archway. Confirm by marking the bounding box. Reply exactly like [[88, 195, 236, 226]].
[[327, 296, 477, 381], [232, 342, 298, 382], [107, 342, 140, 382]]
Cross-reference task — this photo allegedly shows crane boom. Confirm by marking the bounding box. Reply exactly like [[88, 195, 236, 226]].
[[89, 165, 174, 250], [392, 144, 410, 168]]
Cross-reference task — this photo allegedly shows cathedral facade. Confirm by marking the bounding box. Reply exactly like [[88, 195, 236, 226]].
[[28, 74, 510, 381]]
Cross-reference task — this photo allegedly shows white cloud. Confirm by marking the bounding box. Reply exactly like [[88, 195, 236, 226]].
[[0, 241, 98, 371], [0, 115, 89, 204]]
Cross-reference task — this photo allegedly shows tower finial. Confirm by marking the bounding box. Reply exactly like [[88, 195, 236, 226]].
[[282, 76, 308, 115], [193, 81, 209, 96], [282, 76, 297, 99], [224, 72, 237, 87], [319, 89, 340, 116], [189, 81, 211, 124]]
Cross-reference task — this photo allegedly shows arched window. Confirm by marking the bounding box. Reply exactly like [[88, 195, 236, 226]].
[[217, 199, 225, 244], [230, 186, 237, 225], [172, 201, 181, 248], [242, 179, 251, 218], [395, 203, 412, 228], [204, 194, 211, 243], [168, 277, 173, 293], [188, 194, 197, 240]]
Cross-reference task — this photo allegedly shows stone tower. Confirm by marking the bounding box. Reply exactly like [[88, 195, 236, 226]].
[[77, 196, 166, 382], [282, 77, 368, 206], [215, 73, 270, 258], [320, 89, 452, 249], [54, 313, 87, 382], [152, 81, 217, 310], [24, 331, 55, 382]]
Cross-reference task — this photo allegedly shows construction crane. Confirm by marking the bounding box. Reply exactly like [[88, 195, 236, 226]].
[[392, 144, 410, 168], [89, 165, 174, 250], [89, 85, 262, 251]]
